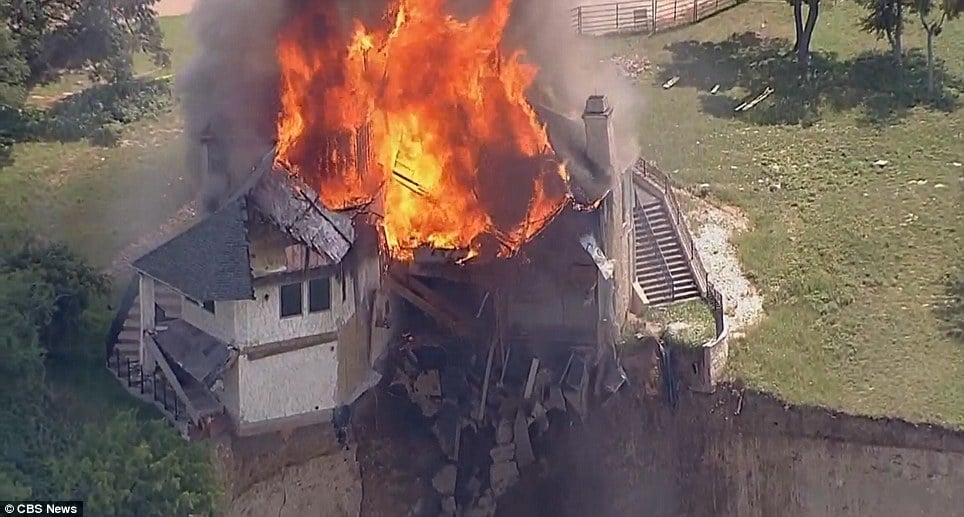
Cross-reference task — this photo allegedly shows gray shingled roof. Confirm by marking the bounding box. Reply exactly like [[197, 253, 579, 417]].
[[132, 198, 255, 301], [153, 319, 231, 387]]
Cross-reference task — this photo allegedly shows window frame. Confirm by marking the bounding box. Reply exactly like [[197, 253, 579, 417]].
[[279, 282, 304, 318], [308, 276, 332, 313]]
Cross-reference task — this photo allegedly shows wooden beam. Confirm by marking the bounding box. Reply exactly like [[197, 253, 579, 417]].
[[244, 332, 339, 361]]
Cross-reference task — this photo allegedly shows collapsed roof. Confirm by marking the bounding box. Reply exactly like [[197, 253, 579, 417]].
[[132, 151, 355, 301]]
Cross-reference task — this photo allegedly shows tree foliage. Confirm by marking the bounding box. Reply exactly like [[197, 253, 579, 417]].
[[0, 0, 170, 86], [858, 0, 906, 63], [49, 412, 221, 517], [0, 229, 220, 514]]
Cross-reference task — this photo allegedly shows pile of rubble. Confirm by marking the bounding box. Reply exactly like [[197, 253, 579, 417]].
[[387, 335, 601, 517], [609, 53, 653, 82]]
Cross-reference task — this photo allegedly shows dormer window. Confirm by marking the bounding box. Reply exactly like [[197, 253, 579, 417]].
[[308, 277, 331, 313], [280, 282, 303, 318]]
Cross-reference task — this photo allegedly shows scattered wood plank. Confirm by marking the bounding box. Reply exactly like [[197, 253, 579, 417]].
[[662, 76, 680, 89], [735, 86, 774, 112]]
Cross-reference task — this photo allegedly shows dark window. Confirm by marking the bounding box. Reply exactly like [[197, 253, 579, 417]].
[[280, 283, 303, 318], [186, 296, 199, 306], [309, 277, 331, 313], [202, 300, 215, 314]]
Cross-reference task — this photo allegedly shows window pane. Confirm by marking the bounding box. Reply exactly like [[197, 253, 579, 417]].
[[309, 277, 331, 313], [280, 283, 303, 317], [202, 300, 215, 314]]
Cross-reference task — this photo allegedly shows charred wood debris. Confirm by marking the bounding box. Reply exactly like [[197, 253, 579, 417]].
[[382, 308, 627, 517]]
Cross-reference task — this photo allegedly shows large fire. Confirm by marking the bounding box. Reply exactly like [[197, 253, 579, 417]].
[[275, 0, 570, 261]]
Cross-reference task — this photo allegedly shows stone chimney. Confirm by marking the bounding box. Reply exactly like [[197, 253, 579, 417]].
[[582, 95, 615, 177]]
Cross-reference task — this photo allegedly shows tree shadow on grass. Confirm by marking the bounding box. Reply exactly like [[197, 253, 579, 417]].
[[0, 77, 173, 169], [936, 270, 964, 345], [657, 32, 962, 126]]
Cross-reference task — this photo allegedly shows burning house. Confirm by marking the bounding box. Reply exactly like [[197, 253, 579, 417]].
[[105, 0, 725, 464]]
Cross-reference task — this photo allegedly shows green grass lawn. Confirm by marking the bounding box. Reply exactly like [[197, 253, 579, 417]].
[[3, 16, 196, 269], [596, 1, 964, 425], [29, 16, 191, 105]]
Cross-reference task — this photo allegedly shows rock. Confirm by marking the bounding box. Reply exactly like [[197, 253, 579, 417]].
[[873, 159, 889, 168], [466, 490, 497, 517], [432, 464, 458, 496], [698, 183, 711, 197], [440, 496, 456, 516], [415, 370, 442, 397], [413, 394, 441, 418], [489, 461, 519, 497], [489, 443, 515, 464], [496, 419, 513, 444], [465, 474, 482, 498]]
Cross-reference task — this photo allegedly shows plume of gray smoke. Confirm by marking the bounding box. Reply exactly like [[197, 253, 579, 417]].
[[177, 0, 290, 213], [504, 0, 643, 168]]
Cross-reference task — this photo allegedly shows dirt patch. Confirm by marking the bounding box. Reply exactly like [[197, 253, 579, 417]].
[[354, 388, 448, 517], [219, 421, 362, 517]]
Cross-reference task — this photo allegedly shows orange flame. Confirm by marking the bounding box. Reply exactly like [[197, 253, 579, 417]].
[[276, 0, 569, 261]]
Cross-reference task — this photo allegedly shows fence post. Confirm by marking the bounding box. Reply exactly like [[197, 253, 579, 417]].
[[577, 6, 583, 34], [615, 3, 620, 31], [139, 367, 144, 394], [651, 0, 657, 31], [126, 358, 131, 386], [693, 0, 699, 22]]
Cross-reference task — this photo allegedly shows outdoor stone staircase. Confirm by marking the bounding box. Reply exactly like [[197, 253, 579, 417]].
[[105, 281, 220, 436], [633, 201, 701, 306]]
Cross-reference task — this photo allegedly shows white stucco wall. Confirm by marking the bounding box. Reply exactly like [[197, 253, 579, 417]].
[[181, 297, 236, 343], [237, 340, 339, 422], [233, 270, 355, 348]]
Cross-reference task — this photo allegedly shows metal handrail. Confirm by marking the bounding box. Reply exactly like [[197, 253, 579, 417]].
[[635, 205, 675, 302]]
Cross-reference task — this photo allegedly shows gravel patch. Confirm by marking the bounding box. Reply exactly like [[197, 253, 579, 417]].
[[683, 195, 765, 335]]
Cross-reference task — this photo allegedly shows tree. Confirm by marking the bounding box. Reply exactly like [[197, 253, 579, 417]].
[[911, 0, 964, 94], [859, 0, 907, 65], [48, 412, 222, 517], [0, 0, 170, 86], [790, 0, 822, 69], [0, 239, 109, 358]]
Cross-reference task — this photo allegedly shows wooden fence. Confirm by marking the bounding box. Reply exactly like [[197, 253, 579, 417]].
[[571, 0, 743, 36]]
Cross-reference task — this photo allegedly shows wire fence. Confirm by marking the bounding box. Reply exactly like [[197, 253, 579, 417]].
[[571, 0, 745, 36]]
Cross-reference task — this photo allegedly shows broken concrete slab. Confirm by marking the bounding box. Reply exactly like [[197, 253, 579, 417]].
[[490, 461, 519, 497], [414, 394, 441, 418], [440, 496, 456, 516], [415, 370, 442, 397], [432, 464, 458, 496], [489, 443, 516, 464]]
